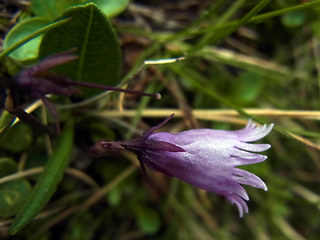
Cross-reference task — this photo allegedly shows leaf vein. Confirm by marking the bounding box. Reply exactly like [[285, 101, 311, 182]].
[[77, 6, 94, 81]]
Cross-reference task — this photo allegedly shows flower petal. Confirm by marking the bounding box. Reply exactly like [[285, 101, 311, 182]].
[[223, 181, 249, 201], [237, 122, 274, 142], [123, 116, 273, 217], [230, 148, 267, 162], [232, 168, 268, 191], [142, 154, 175, 177], [227, 194, 249, 218], [235, 143, 271, 152]]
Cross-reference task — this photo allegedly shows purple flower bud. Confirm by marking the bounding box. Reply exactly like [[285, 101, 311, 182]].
[[91, 115, 273, 217]]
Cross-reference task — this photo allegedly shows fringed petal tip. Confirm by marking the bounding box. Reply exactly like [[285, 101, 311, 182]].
[[229, 184, 267, 217], [228, 195, 249, 218], [245, 119, 255, 129], [239, 120, 274, 142], [235, 143, 271, 153], [233, 168, 268, 191]]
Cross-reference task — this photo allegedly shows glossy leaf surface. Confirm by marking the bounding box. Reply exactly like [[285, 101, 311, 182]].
[[3, 17, 50, 61]]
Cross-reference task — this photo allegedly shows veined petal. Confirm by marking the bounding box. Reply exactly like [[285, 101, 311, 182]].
[[227, 194, 249, 218], [232, 168, 268, 191], [224, 181, 249, 201], [235, 143, 271, 152], [231, 156, 267, 166], [230, 148, 267, 161], [142, 154, 175, 177], [145, 140, 186, 152], [245, 119, 256, 129], [237, 122, 273, 142]]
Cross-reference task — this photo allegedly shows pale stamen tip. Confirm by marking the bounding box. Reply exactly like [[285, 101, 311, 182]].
[[155, 93, 162, 100]]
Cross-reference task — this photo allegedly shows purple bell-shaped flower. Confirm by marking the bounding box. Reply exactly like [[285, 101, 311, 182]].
[[91, 114, 273, 217]]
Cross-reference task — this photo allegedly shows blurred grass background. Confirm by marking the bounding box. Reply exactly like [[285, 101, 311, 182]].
[[2, 0, 320, 239]]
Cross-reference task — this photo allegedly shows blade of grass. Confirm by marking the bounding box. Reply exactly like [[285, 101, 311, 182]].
[[273, 216, 306, 240], [195, 0, 246, 50], [251, 0, 320, 23], [193, 0, 271, 50], [169, 64, 252, 118], [34, 163, 137, 237], [192, 0, 320, 37], [291, 184, 320, 210], [9, 121, 74, 235], [197, 46, 290, 79], [163, 0, 228, 43]]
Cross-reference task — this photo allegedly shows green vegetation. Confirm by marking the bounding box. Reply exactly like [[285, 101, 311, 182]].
[[1, 0, 320, 239]]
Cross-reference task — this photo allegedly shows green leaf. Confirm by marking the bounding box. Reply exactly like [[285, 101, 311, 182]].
[[135, 207, 161, 234], [0, 17, 72, 61], [63, 211, 104, 240], [233, 72, 264, 104], [281, 11, 307, 28], [107, 187, 121, 206], [0, 158, 32, 218], [30, 0, 82, 20], [0, 157, 18, 177], [3, 17, 51, 61], [30, 0, 58, 19], [0, 122, 33, 153], [0, 181, 32, 218], [0, 111, 12, 136], [9, 121, 74, 235], [30, 0, 128, 20], [39, 3, 122, 96], [94, 0, 129, 17]]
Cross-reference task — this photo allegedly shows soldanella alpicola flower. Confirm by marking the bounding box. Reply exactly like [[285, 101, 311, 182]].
[[91, 114, 273, 217]]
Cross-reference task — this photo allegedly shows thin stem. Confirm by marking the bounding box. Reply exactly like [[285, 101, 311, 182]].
[[34, 164, 137, 237], [0, 167, 99, 189], [85, 108, 320, 121], [72, 80, 161, 100]]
